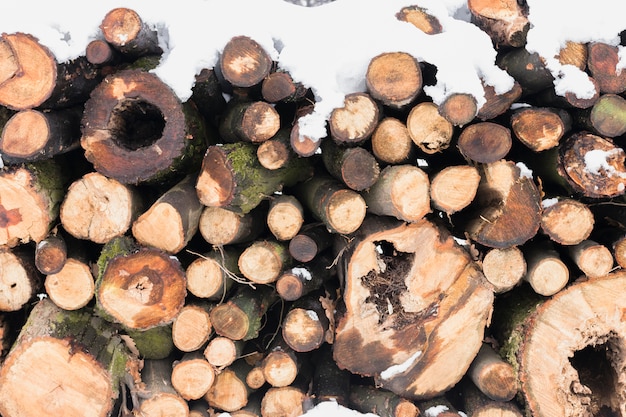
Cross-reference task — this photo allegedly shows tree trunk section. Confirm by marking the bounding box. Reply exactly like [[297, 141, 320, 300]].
[[100, 7, 162, 58], [218, 100, 280, 143], [366, 52, 422, 109], [371, 117, 415, 164], [0, 247, 41, 312], [329, 92, 380, 145], [185, 247, 239, 300], [468, 0, 529, 48], [219, 36, 272, 88], [430, 165, 480, 215], [406, 102, 454, 154], [457, 122, 512, 164], [138, 358, 190, 417], [467, 342, 518, 402], [171, 352, 216, 401], [321, 140, 380, 191], [172, 303, 213, 353], [267, 194, 304, 241], [333, 216, 494, 399], [44, 257, 95, 311], [198, 205, 266, 246]]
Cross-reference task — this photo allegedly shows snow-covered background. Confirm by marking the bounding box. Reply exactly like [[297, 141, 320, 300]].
[[2, 1, 626, 415], [3, 0, 626, 143]]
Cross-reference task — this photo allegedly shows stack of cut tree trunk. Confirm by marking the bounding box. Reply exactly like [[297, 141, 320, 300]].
[[1, 2, 626, 417]]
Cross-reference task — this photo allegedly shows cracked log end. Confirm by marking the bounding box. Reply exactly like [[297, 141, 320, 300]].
[[333, 217, 494, 399]]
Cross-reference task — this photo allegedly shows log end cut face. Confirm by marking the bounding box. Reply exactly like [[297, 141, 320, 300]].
[[97, 248, 186, 329], [333, 218, 494, 399]]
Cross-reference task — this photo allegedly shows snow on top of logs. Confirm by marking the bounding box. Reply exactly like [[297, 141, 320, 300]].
[[2, 0, 626, 142]]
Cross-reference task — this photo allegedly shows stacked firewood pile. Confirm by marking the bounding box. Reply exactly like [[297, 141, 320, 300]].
[[1, 2, 626, 417]]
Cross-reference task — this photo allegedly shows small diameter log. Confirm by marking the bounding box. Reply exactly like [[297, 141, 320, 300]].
[[577, 93, 626, 138], [430, 165, 481, 215], [220, 35, 272, 88], [468, 0, 529, 48], [81, 69, 207, 185], [321, 140, 380, 191], [329, 92, 380, 145], [587, 41, 626, 94], [522, 241, 569, 296], [209, 284, 277, 341], [260, 370, 312, 417], [540, 197, 594, 245], [457, 121, 512, 164], [44, 258, 94, 311], [333, 217, 494, 399], [267, 195, 304, 241], [406, 101, 454, 154], [96, 237, 187, 330], [186, 247, 239, 300], [132, 174, 203, 253], [0, 159, 65, 248], [362, 164, 431, 223], [0, 247, 40, 312], [290, 104, 321, 157], [461, 379, 523, 417], [395, 5, 443, 34], [366, 52, 422, 109], [34, 232, 67, 275], [0, 107, 82, 164], [610, 232, 626, 270], [198, 205, 265, 246], [257, 128, 294, 170], [467, 160, 542, 249], [85, 39, 120, 66], [0, 33, 101, 110], [238, 239, 292, 285], [349, 385, 419, 417], [438, 93, 478, 127], [371, 117, 415, 164], [60, 171, 142, 244], [497, 48, 554, 96], [276, 255, 335, 302], [261, 70, 307, 103], [477, 79, 522, 121], [262, 334, 301, 388], [294, 175, 367, 235], [100, 8, 162, 58], [171, 353, 216, 401], [467, 342, 518, 402], [416, 397, 464, 417], [282, 292, 331, 352], [196, 142, 313, 214], [557, 131, 626, 199], [311, 343, 351, 406], [139, 358, 189, 417], [0, 298, 138, 417], [510, 106, 571, 152], [288, 225, 332, 263], [497, 271, 626, 417], [481, 246, 526, 293], [204, 336, 244, 369], [218, 100, 281, 143], [172, 303, 213, 353], [245, 364, 267, 390], [567, 239, 614, 279], [205, 359, 255, 412], [191, 68, 227, 127]]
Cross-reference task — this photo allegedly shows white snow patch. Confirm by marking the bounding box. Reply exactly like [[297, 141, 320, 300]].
[[306, 309, 319, 321], [292, 267, 312, 281], [584, 149, 626, 178], [379, 350, 422, 380], [516, 162, 533, 179], [424, 405, 450, 417], [541, 198, 559, 208]]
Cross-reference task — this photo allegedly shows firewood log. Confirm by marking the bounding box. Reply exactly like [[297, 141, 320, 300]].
[[567, 239, 614, 279], [132, 174, 203, 253], [522, 240, 570, 296], [95, 236, 187, 330], [172, 303, 213, 353], [329, 92, 380, 145], [257, 128, 294, 170], [218, 99, 281, 143], [259, 366, 312, 417], [190, 68, 227, 128], [460, 379, 523, 417], [366, 51, 422, 110], [238, 239, 292, 285], [510, 106, 571, 152], [0, 298, 139, 417], [289, 104, 321, 157], [467, 0, 529, 48], [349, 384, 419, 417], [203, 336, 244, 369], [60, 171, 142, 244], [587, 41, 626, 94], [220, 36, 272, 88], [80, 68, 208, 185], [321, 139, 380, 191], [34, 230, 67, 275], [430, 165, 481, 215], [85, 39, 121, 67], [332, 216, 494, 399], [288, 225, 332, 263], [99, 8, 162, 59], [575, 93, 626, 138], [261, 334, 302, 388], [0, 33, 102, 110], [0, 247, 41, 312], [370, 117, 415, 164], [0, 107, 82, 164], [282, 291, 331, 352], [267, 194, 304, 241], [276, 254, 335, 302], [466, 160, 542, 249], [171, 352, 216, 401], [476, 79, 522, 121], [196, 142, 313, 214], [311, 343, 351, 406], [0, 159, 66, 248], [540, 197, 594, 245], [126, 325, 174, 360], [44, 257, 94, 311], [209, 284, 278, 341], [497, 48, 553, 96], [185, 247, 239, 300], [457, 121, 512, 164], [198, 205, 266, 246], [480, 246, 526, 293], [138, 358, 190, 417], [362, 164, 431, 223], [467, 342, 518, 402], [261, 70, 307, 103], [494, 271, 626, 417], [438, 93, 478, 127], [205, 359, 255, 412], [406, 101, 454, 154]]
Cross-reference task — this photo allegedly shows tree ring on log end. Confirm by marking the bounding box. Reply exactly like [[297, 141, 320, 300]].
[[80, 69, 187, 185]]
